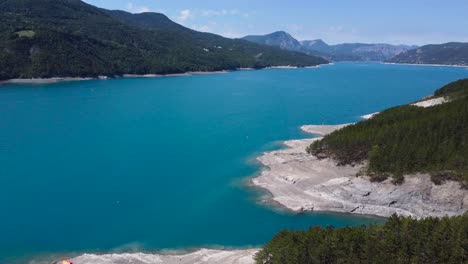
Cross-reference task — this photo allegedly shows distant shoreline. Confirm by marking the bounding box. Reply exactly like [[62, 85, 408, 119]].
[[383, 62, 468, 68], [0, 71, 229, 85], [0, 66, 324, 85]]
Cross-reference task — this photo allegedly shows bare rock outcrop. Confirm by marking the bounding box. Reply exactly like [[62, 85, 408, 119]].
[[252, 125, 468, 218]]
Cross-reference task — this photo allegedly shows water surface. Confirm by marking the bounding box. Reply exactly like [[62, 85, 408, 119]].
[[1, 62, 467, 263]]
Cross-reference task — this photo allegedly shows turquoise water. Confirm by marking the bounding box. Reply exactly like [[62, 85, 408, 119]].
[[1, 62, 467, 263]]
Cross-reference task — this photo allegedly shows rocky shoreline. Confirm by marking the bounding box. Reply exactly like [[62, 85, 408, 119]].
[[252, 124, 468, 218], [67, 248, 258, 264], [0, 66, 326, 85], [0, 71, 229, 85]]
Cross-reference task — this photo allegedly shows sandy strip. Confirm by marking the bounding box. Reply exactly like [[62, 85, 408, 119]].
[[188, 71, 229, 75], [360, 97, 449, 120], [266, 66, 299, 69], [252, 124, 468, 218], [122, 71, 229, 78], [122, 73, 190, 78], [361, 112, 379, 120], [301, 124, 351, 136], [411, 97, 448, 107], [68, 249, 257, 264]]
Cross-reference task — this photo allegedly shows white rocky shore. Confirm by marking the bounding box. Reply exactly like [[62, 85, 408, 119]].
[[68, 249, 258, 264], [412, 97, 448, 107], [252, 124, 468, 218]]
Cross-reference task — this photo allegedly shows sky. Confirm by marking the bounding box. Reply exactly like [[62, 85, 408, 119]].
[[84, 0, 468, 45]]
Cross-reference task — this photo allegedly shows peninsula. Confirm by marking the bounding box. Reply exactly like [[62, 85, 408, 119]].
[[253, 79, 468, 218]]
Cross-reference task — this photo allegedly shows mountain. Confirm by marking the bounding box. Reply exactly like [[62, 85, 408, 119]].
[[387, 42, 468, 66], [301, 39, 331, 53], [330, 43, 418, 61], [0, 0, 327, 80], [242, 31, 303, 52], [242, 32, 417, 61]]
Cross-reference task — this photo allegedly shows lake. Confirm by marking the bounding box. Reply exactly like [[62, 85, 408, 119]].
[[1, 62, 467, 263]]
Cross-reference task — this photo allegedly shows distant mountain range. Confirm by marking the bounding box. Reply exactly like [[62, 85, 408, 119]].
[[243, 31, 304, 52], [242, 31, 418, 62], [387, 42, 468, 66], [0, 1, 326, 80]]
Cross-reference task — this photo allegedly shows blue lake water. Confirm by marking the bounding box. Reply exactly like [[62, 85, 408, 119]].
[[1, 62, 467, 263]]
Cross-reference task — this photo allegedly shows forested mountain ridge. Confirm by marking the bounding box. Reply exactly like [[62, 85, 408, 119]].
[[387, 42, 468, 66], [0, 0, 327, 80], [243, 31, 305, 52], [308, 79, 468, 186]]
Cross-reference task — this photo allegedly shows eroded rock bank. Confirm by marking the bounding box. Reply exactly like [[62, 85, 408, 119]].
[[69, 249, 258, 264], [252, 125, 468, 218]]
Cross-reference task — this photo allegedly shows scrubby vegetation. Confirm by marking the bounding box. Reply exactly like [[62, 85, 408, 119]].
[[0, 0, 326, 80], [308, 79, 468, 185], [387, 42, 468, 66], [434, 78, 468, 99], [255, 214, 468, 264]]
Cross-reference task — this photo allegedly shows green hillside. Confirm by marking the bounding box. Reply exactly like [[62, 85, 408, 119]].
[[308, 79, 468, 185], [256, 214, 468, 264], [0, 0, 327, 80], [387, 42, 468, 66]]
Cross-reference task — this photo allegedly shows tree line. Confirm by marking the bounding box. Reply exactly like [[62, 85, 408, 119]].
[[256, 214, 468, 264]]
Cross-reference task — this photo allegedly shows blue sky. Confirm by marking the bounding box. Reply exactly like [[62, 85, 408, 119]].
[[84, 0, 468, 45]]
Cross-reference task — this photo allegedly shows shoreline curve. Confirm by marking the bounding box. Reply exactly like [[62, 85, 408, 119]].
[[252, 123, 468, 218]]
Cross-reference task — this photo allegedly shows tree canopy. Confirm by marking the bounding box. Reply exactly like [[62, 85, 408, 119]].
[[256, 214, 468, 264], [308, 79, 468, 186]]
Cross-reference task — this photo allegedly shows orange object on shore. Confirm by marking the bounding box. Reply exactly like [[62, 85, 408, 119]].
[[62, 260, 73, 264]]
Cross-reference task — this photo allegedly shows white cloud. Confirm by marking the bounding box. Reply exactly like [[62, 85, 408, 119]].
[[138, 7, 151, 13], [193, 25, 213, 32], [286, 24, 303, 34], [200, 9, 243, 16], [178, 9, 193, 23], [172, 8, 250, 37], [126, 2, 151, 13], [176, 8, 249, 23], [219, 31, 244, 38], [186, 21, 245, 39]]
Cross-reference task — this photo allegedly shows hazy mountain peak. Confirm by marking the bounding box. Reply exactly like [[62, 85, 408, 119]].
[[302, 39, 327, 45], [243, 31, 418, 62], [242, 31, 303, 51], [387, 42, 468, 65], [301, 39, 330, 53]]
